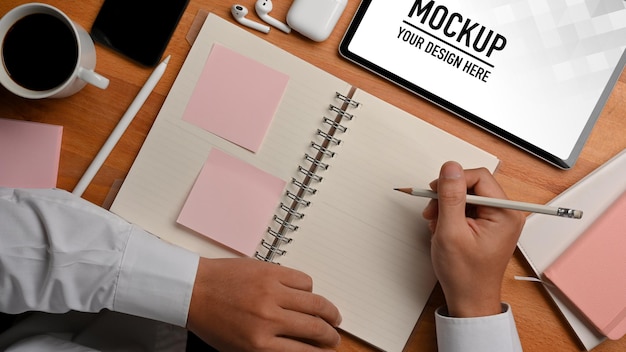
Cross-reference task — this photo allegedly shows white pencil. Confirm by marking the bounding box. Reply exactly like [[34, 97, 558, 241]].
[[394, 187, 583, 219], [73, 55, 170, 196]]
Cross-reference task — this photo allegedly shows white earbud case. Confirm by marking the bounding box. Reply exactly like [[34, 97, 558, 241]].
[[286, 0, 348, 42]]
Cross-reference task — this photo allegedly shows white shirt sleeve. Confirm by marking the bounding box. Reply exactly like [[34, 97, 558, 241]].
[[435, 303, 523, 352], [0, 188, 200, 328]]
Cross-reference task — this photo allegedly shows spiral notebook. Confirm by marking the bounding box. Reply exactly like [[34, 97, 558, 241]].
[[110, 13, 499, 352]]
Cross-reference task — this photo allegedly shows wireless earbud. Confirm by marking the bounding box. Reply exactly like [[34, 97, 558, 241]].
[[255, 0, 291, 34], [231, 4, 270, 33]]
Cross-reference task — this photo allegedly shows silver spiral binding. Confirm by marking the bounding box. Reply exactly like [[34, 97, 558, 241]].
[[298, 165, 323, 182], [254, 252, 269, 261], [292, 178, 317, 194], [280, 203, 304, 219], [274, 215, 299, 231], [256, 91, 360, 264], [329, 105, 354, 120], [267, 227, 292, 243], [261, 239, 287, 256], [336, 92, 361, 108], [286, 190, 311, 206], [311, 142, 335, 157], [317, 129, 341, 145], [323, 117, 348, 133], [305, 154, 328, 170]]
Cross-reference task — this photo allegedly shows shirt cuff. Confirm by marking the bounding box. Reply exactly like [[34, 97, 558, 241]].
[[435, 303, 523, 352], [113, 225, 200, 327]]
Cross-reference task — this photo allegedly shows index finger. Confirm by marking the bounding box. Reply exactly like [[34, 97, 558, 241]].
[[462, 167, 508, 200], [430, 167, 506, 200], [463, 167, 526, 227]]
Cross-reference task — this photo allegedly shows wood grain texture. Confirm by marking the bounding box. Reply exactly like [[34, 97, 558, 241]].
[[1, 1, 625, 351]]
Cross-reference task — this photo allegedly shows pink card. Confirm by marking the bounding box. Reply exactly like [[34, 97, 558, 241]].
[[177, 148, 286, 256], [544, 191, 626, 340], [0, 118, 63, 188], [182, 43, 289, 153]]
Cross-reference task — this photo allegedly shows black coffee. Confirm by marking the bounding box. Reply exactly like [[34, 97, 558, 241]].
[[2, 13, 78, 91]]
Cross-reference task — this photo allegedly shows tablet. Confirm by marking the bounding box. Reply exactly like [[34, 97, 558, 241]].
[[340, 0, 626, 169]]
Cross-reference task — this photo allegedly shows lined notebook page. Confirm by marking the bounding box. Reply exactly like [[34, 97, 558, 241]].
[[278, 89, 499, 352], [110, 14, 350, 258]]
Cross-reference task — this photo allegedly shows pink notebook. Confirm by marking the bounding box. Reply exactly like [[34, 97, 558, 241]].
[[544, 191, 626, 340], [0, 118, 63, 188]]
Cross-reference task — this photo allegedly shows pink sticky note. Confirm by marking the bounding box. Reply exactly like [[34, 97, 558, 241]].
[[0, 118, 63, 188], [177, 148, 286, 256], [182, 44, 289, 153]]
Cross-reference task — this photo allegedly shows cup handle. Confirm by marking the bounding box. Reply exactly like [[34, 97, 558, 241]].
[[77, 67, 110, 89]]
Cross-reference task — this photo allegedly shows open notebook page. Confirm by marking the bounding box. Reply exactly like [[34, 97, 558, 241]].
[[278, 88, 499, 351], [110, 14, 351, 258]]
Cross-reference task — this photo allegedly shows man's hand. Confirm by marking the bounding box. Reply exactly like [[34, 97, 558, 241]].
[[187, 257, 342, 352], [423, 161, 525, 318]]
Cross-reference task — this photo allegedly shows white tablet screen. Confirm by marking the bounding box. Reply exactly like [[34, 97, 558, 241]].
[[340, 0, 626, 168]]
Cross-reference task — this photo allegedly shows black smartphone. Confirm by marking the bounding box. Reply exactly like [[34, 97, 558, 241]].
[[91, 0, 189, 67]]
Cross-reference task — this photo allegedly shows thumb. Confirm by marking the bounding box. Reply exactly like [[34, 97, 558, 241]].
[[436, 161, 467, 225]]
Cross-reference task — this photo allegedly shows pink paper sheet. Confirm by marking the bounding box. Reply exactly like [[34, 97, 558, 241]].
[[177, 148, 286, 256], [182, 43, 289, 153], [0, 118, 63, 188]]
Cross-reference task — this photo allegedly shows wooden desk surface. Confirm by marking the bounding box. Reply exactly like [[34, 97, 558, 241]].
[[1, 1, 625, 351]]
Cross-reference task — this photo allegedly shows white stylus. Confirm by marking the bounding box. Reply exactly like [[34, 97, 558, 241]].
[[73, 55, 170, 196]]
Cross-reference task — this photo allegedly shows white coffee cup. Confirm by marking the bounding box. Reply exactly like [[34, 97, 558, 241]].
[[0, 3, 109, 99]]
